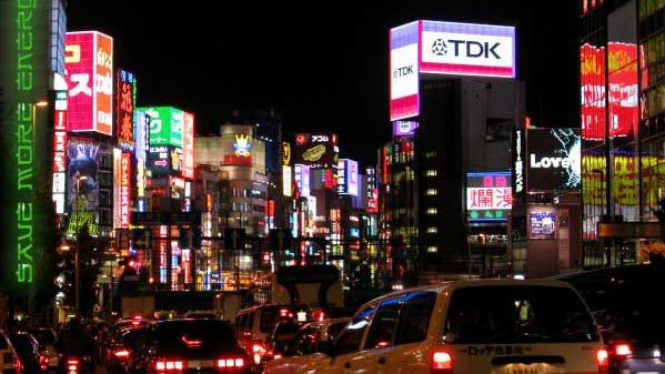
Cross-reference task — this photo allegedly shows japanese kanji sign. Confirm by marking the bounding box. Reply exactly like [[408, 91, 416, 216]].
[[467, 172, 512, 222]]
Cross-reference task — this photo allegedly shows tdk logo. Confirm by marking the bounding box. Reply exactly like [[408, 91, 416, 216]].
[[431, 38, 501, 59], [393, 65, 414, 78]]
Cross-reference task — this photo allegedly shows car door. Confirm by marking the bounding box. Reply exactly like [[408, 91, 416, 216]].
[[384, 291, 439, 374], [298, 303, 378, 374]]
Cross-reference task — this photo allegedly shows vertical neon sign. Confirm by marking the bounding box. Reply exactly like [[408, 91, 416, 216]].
[[15, 0, 37, 284]]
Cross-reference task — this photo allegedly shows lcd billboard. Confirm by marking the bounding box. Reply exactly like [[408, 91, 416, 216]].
[[140, 106, 184, 147], [293, 133, 339, 169], [466, 172, 512, 222], [580, 43, 606, 141], [527, 129, 582, 192], [67, 142, 100, 236], [65, 31, 114, 135]]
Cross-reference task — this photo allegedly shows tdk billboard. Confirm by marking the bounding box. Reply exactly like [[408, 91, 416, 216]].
[[390, 20, 516, 121]]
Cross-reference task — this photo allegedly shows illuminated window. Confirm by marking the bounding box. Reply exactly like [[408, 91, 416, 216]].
[[426, 208, 438, 215], [426, 189, 438, 196], [426, 170, 438, 177], [427, 246, 438, 253], [425, 151, 437, 159], [427, 227, 438, 234]]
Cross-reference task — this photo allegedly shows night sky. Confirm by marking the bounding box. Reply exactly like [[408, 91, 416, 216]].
[[66, 0, 580, 166]]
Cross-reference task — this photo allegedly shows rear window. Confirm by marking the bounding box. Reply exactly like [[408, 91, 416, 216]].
[[29, 330, 56, 345], [151, 320, 237, 355], [566, 270, 665, 343], [260, 306, 310, 333], [444, 286, 598, 344]]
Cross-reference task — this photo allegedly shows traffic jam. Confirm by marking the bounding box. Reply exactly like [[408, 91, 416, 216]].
[[2, 262, 663, 374]]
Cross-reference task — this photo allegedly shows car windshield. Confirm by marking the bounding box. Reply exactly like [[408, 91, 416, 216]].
[[9, 334, 35, 354], [260, 306, 310, 333], [444, 286, 598, 344], [150, 320, 237, 357]]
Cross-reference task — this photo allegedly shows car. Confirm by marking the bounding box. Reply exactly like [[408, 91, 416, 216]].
[[8, 332, 42, 374], [555, 263, 665, 374], [130, 319, 247, 374], [269, 317, 351, 361], [0, 331, 22, 374], [261, 321, 304, 364], [28, 328, 58, 373], [235, 304, 311, 365], [106, 328, 150, 374], [264, 279, 608, 374]]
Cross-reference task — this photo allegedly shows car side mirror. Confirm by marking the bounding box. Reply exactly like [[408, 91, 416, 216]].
[[318, 340, 335, 357]]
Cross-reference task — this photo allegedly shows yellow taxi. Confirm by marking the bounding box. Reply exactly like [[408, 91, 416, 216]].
[[264, 279, 609, 374]]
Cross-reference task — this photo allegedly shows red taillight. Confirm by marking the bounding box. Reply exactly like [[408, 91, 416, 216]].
[[431, 349, 453, 374], [154, 360, 184, 372], [39, 354, 49, 371], [217, 357, 245, 371], [14, 357, 23, 374], [614, 343, 633, 358], [114, 349, 130, 358], [597, 348, 609, 373]]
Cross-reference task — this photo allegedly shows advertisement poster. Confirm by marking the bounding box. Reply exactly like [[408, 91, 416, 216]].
[[529, 212, 556, 239], [390, 21, 420, 121], [67, 142, 100, 236]]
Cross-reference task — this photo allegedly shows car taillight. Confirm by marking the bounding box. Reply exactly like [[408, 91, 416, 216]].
[[252, 342, 266, 365], [596, 348, 609, 373], [67, 358, 79, 373], [217, 357, 245, 371], [40, 354, 50, 371], [154, 360, 184, 372], [431, 349, 453, 374], [614, 343, 632, 358], [14, 357, 23, 374]]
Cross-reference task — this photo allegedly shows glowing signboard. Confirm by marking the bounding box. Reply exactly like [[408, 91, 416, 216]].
[[120, 152, 131, 227], [338, 159, 359, 196], [390, 21, 420, 121], [392, 120, 419, 136], [389, 20, 516, 121], [293, 133, 339, 169], [283, 165, 292, 197], [183, 112, 195, 178], [117, 69, 135, 148], [113, 148, 122, 229], [580, 43, 606, 141], [140, 106, 184, 147], [65, 31, 114, 135], [223, 133, 253, 165], [294, 164, 311, 197], [466, 172, 512, 222]]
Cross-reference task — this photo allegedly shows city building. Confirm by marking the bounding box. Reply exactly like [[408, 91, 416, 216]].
[[388, 20, 525, 283], [580, 0, 663, 266]]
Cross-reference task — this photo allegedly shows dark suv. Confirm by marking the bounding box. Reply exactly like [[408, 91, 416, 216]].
[[555, 263, 665, 374]]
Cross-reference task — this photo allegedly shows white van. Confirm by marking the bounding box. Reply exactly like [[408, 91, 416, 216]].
[[265, 279, 609, 374]]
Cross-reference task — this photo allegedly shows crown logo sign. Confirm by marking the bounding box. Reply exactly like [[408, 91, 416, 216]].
[[233, 134, 251, 157]]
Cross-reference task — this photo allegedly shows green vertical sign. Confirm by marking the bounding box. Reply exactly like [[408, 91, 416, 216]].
[[1, 0, 51, 294]]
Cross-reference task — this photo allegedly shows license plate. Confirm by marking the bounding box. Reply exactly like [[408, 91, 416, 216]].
[[507, 364, 548, 374], [187, 360, 214, 369]]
